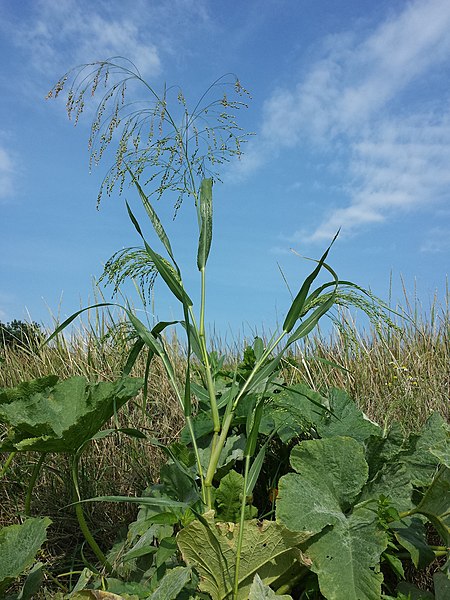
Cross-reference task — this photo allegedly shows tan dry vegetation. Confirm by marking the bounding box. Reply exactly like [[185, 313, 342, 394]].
[[0, 294, 448, 587]]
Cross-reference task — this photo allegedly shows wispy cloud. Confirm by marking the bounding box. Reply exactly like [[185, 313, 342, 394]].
[[11, 0, 161, 77], [248, 0, 450, 242], [4, 0, 212, 82], [420, 226, 450, 253], [0, 144, 15, 201]]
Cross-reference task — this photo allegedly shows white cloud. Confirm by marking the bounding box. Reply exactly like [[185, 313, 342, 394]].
[[11, 0, 162, 77], [256, 0, 450, 242], [6, 0, 213, 80], [301, 114, 450, 242], [0, 144, 15, 200]]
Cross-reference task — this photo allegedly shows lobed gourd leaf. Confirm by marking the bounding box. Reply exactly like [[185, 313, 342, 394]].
[[0, 517, 51, 593], [0, 376, 143, 453], [177, 511, 313, 600], [400, 413, 450, 487], [390, 517, 436, 570], [315, 387, 381, 441], [248, 573, 292, 599], [277, 437, 387, 600], [415, 466, 450, 546], [302, 510, 386, 600]]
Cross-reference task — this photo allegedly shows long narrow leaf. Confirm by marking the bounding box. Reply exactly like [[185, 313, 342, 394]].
[[122, 338, 145, 375], [181, 321, 203, 360], [242, 353, 283, 398], [41, 302, 118, 347], [128, 168, 176, 262], [126, 202, 193, 306], [283, 231, 339, 333], [245, 397, 265, 457], [197, 178, 213, 270], [287, 292, 337, 345], [246, 442, 268, 496], [75, 495, 189, 509]]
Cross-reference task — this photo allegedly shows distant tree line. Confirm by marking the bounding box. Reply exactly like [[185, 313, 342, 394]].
[[0, 320, 43, 350]]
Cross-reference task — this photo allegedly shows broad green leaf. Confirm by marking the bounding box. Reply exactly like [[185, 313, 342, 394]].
[[215, 469, 256, 522], [17, 562, 44, 600], [253, 337, 265, 360], [277, 437, 387, 600], [177, 511, 312, 600], [197, 434, 246, 477], [434, 571, 450, 600], [260, 383, 328, 443], [316, 388, 381, 442], [429, 438, 450, 468], [303, 509, 386, 600], [180, 410, 215, 443], [390, 518, 436, 569], [197, 178, 213, 270], [277, 437, 369, 533], [215, 469, 244, 522], [0, 375, 58, 405], [415, 466, 450, 546], [396, 582, 434, 600], [248, 574, 292, 599], [401, 413, 450, 487], [358, 462, 413, 513], [0, 376, 142, 453], [159, 460, 200, 504], [105, 577, 152, 598], [149, 566, 192, 600], [156, 537, 178, 568], [0, 518, 51, 591], [364, 422, 406, 479]]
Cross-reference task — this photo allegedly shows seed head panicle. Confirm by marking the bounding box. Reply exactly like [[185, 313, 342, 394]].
[[48, 59, 252, 214]]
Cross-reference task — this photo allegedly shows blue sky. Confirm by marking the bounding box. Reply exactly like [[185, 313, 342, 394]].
[[1, 0, 449, 338]]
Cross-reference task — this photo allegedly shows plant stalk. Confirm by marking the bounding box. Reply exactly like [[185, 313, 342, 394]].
[[233, 454, 251, 599], [71, 451, 112, 572], [0, 451, 16, 479], [25, 453, 46, 516]]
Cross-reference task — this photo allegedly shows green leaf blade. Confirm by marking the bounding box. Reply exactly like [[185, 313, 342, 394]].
[[197, 178, 213, 270], [0, 517, 51, 590]]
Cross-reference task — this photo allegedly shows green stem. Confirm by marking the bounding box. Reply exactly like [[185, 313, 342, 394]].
[[275, 567, 310, 595], [198, 267, 220, 434], [0, 451, 16, 479], [71, 451, 112, 572], [398, 508, 419, 519], [204, 411, 235, 506], [185, 415, 207, 506], [204, 331, 287, 510], [25, 453, 46, 516], [233, 454, 251, 599]]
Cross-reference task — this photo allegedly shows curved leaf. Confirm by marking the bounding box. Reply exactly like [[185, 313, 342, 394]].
[[0, 376, 143, 453]]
